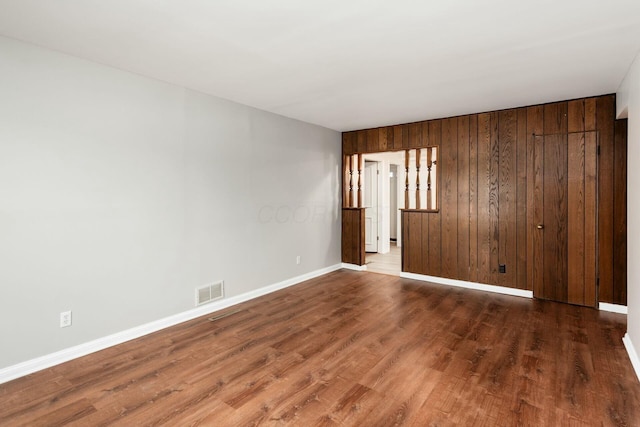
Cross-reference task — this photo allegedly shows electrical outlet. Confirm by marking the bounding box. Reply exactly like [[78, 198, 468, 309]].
[[499, 264, 506, 274], [296, 255, 301, 265], [60, 311, 72, 328]]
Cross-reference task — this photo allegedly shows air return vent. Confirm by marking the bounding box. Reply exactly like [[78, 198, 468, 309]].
[[195, 281, 224, 306]]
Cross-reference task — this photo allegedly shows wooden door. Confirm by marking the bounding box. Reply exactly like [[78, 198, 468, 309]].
[[532, 132, 598, 306]]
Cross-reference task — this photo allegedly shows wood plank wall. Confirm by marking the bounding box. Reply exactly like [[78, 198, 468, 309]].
[[342, 94, 627, 305], [341, 208, 365, 266]]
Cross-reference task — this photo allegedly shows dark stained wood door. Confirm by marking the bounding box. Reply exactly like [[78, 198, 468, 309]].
[[532, 132, 598, 306]]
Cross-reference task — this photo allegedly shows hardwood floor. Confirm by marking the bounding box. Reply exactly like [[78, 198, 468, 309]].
[[1, 270, 639, 426], [366, 242, 401, 276]]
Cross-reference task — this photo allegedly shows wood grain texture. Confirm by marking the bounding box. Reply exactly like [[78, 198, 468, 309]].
[[393, 125, 403, 151], [477, 113, 492, 285], [406, 211, 423, 273], [341, 208, 365, 265], [2, 271, 638, 426], [568, 99, 585, 133], [542, 134, 568, 303], [379, 127, 389, 151], [341, 95, 624, 304], [489, 113, 500, 278], [457, 116, 470, 281], [498, 109, 517, 287], [367, 128, 379, 152], [567, 133, 586, 305], [526, 106, 544, 294], [356, 130, 366, 153], [409, 122, 422, 149], [468, 114, 479, 283], [532, 134, 545, 300], [427, 120, 442, 277], [597, 95, 615, 303], [584, 132, 598, 307], [441, 117, 458, 279], [516, 108, 528, 290]]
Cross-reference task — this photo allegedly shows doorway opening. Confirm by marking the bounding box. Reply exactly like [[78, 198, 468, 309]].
[[343, 148, 438, 275], [361, 153, 404, 276]]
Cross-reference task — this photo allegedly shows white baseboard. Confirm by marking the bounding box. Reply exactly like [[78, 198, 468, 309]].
[[400, 272, 534, 299], [599, 302, 628, 314], [0, 263, 342, 385], [341, 263, 367, 271], [623, 333, 640, 383]]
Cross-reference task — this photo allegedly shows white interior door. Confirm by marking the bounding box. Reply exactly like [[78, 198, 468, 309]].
[[364, 161, 379, 253]]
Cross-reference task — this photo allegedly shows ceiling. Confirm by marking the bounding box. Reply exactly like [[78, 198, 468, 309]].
[[1, 0, 639, 132]]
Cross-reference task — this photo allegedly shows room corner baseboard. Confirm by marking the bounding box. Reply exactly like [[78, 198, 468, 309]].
[[0, 263, 342, 385], [400, 272, 534, 299], [341, 263, 367, 271], [623, 333, 640, 383], [599, 302, 628, 314]]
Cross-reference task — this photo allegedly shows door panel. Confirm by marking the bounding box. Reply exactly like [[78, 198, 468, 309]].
[[533, 132, 597, 306]]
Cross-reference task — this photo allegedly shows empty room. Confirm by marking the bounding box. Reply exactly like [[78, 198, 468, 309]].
[[2, 1, 640, 425]]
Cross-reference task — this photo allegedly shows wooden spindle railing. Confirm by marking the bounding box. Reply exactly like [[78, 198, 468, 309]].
[[343, 155, 349, 207], [348, 154, 354, 207], [357, 154, 363, 208], [344, 147, 436, 210], [404, 150, 410, 209], [426, 147, 433, 210], [415, 148, 421, 209]]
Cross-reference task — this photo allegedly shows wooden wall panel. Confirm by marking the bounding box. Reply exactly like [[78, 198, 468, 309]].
[[356, 130, 366, 153], [597, 96, 615, 303], [427, 120, 442, 277], [585, 98, 597, 131], [584, 132, 598, 307], [341, 94, 625, 305], [367, 128, 379, 152], [568, 99, 585, 133], [477, 113, 492, 284], [405, 211, 423, 273], [393, 126, 403, 151], [457, 116, 470, 281], [441, 118, 458, 278], [409, 123, 422, 148], [421, 213, 430, 275], [342, 208, 365, 265], [343, 132, 357, 155], [468, 115, 479, 283], [567, 133, 586, 304], [543, 134, 568, 302], [516, 108, 528, 290], [489, 113, 500, 281], [526, 106, 544, 292], [402, 124, 410, 149], [544, 102, 568, 134], [498, 110, 517, 287]]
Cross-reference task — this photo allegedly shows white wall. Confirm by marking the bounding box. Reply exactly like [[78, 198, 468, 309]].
[[617, 50, 640, 371], [0, 36, 341, 370]]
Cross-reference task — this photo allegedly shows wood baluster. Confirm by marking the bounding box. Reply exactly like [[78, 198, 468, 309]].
[[343, 155, 349, 207], [348, 154, 354, 208], [405, 149, 410, 209], [426, 147, 433, 210], [357, 154, 363, 208], [415, 148, 421, 209]]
